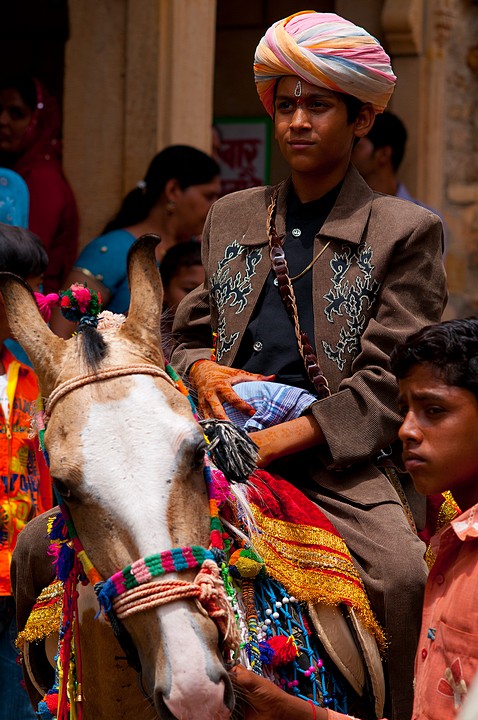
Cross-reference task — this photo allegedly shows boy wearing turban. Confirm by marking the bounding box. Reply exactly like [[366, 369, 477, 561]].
[[172, 11, 446, 719]]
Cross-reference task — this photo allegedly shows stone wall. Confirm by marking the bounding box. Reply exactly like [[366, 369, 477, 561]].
[[443, 0, 478, 317], [64, 0, 217, 249]]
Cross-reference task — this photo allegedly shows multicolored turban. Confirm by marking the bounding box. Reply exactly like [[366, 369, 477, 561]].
[[254, 11, 396, 117]]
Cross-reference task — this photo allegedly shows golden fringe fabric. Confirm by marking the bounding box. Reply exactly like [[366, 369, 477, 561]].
[[424, 491, 460, 568], [16, 580, 63, 649], [438, 491, 460, 527], [250, 504, 386, 651]]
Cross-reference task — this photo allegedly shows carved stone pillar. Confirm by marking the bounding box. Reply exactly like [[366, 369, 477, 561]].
[[382, 0, 423, 55], [418, 0, 458, 208], [63, 0, 128, 246], [63, 0, 217, 248], [156, 0, 217, 153], [382, 0, 457, 208]]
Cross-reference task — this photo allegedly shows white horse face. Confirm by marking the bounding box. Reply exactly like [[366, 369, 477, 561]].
[[46, 367, 232, 720]]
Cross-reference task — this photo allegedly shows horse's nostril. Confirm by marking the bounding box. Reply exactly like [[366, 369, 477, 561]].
[[153, 690, 176, 720], [161, 676, 231, 720]]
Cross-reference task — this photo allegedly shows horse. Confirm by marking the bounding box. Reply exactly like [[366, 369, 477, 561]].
[[1, 235, 235, 720], [1, 235, 385, 720]]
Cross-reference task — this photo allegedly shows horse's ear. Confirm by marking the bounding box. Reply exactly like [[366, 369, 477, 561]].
[[121, 234, 164, 363], [0, 273, 65, 391]]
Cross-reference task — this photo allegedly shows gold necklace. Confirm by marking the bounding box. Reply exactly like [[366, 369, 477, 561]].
[[289, 240, 331, 282]]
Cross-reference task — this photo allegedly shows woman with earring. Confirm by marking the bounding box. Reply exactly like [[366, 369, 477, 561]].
[[0, 76, 79, 294], [50, 144, 220, 337]]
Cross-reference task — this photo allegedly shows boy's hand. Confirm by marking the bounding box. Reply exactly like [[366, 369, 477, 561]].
[[189, 360, 274, 420], [230, 664, 312, 720], [230, 665, 389, 720]]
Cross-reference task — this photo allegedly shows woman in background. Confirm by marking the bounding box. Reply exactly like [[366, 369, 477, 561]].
[[0, 77, 79, 293], [51, 144, 220, 338]]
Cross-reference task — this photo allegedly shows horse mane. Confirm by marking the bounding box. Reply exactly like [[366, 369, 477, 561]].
[[77, 325, 109, 370]]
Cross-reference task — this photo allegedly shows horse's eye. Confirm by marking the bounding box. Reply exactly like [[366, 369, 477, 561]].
[[193, 441, 206, 471], [53, 478, 74, 501]]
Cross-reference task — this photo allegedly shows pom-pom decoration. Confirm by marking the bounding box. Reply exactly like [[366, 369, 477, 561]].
[[259, 640, 276, 664], [228, 547, 264, 578], [263, 634, 299, 668], [37, 688, 71, 719], [34, 292, 61, 322], [59, 283, 102, 326], [46, 512, 75, 582]]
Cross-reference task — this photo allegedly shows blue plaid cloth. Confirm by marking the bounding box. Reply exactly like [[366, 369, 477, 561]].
[[223, 381, 316, 432]]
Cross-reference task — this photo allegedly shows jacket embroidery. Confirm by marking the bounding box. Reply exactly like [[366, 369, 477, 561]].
[[210, 240, 262, 361], [322, 243, 381, 371]]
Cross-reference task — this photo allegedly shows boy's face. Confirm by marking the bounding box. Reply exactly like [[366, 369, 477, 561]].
[[273, 76, 374, 180], [398, 363, 478, 511], [163, 264, 205, 310]]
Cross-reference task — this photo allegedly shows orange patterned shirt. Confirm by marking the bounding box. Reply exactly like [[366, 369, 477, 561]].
[[0, 347, 52, 595], [412, 503, 478, 719]]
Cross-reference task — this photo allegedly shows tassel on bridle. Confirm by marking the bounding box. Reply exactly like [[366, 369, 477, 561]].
[[200, 419, 258, 484]]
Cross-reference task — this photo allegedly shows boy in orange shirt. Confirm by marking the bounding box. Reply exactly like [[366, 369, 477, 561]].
[[232, 317, 478, 720], [0, 224, 52, 719], [392, 317, 478, 719]]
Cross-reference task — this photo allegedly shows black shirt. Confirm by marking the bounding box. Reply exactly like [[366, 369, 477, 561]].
[[235, 182, 341, 392]]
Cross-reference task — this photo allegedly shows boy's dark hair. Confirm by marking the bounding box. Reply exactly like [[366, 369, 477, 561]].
[[340, 93, 365, 124], [390, 318, 478, 399], [366, 111, 408, 171], [0, 224, 48, 279], [160, 241, 202, 289]]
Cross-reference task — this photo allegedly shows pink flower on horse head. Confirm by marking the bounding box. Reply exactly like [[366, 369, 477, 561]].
[[34, 292, 60, 322], [71, 284, 92, 313]]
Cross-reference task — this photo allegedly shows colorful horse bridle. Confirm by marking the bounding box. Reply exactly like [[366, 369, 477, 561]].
[[37, 363, 241, 672]]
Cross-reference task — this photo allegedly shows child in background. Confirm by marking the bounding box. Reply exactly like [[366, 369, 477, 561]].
[[160, 241, 205, 362], [0, 223, 52, 720], [160, 240, 204, 312]]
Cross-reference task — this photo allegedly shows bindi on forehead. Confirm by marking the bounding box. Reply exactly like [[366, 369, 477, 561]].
[[275, 90, 335, 109], [277, 77, 335, 100]]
